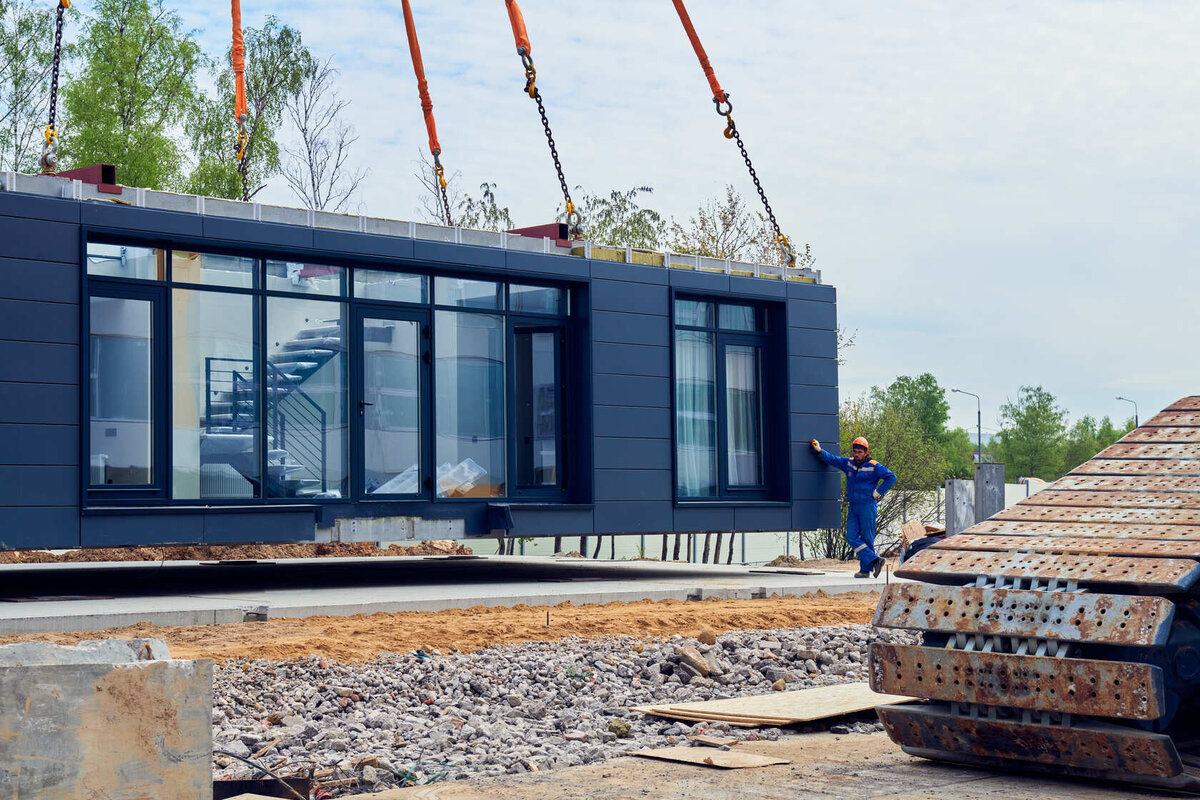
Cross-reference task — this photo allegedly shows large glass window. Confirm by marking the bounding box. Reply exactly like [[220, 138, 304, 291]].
[[354, 270, 427, 304], [674, 298, 772, 499], [172, 288, 259, 498], [435, 277, 502, 310], [363, 317, 423, 495], [514, 328, 561, 488], [435, 310, 506, 497], [266, 260, 345, 296], [172, 250, 256, 289], [87, 243, 164, 280], [266, 297, 348, 498], [89, 297, 153, 486]]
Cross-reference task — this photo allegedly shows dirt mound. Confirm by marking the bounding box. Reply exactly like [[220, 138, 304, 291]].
[[764, 555, 806, 568], [0, 540, 471, 564], [0, 591, 880, 663]]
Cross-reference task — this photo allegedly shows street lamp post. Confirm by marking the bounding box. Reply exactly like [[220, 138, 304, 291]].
[[952, 388, 982, 463], [1116, 396, 1138, 427]]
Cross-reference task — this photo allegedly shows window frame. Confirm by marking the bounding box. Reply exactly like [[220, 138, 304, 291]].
[[82, 231, 575, 509], [507, 317, 568, 499], [671, 293, 783, 503]]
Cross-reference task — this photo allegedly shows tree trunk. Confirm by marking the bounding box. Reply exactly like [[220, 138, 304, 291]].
[[672, 533, 682, 561], [581, 536, 589, 556], [713, 533, 723, 564], [702, 532, 712, 564], [727, 532, 736, 564], [799, 536, 805, 561], [592, 536, 603, 559], [553, 536, 562, 554], [661, 535, 669, 561]]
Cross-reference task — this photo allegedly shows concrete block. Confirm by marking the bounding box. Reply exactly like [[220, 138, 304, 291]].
[[0, 639, 212, 799], [974, 462, 1006, 524], [946, 479, 975, 536]]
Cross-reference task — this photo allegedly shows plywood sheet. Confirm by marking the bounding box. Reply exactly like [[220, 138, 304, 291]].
[[633, 683, 911, 725], [630, 746, 789, 769]]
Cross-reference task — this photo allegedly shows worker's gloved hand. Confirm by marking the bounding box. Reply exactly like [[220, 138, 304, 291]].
[[810, 439, 821, 453], [873, 491, 881, 500]]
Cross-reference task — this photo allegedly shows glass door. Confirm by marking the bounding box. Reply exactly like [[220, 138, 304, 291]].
[[510, 322, 565, 496], [356, 308, 429, 498]]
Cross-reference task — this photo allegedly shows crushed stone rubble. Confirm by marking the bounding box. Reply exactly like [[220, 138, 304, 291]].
[[212, 624, 914, 794]]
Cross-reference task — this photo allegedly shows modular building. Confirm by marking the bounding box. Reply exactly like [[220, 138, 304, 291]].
[[0, 170, 840, 550]]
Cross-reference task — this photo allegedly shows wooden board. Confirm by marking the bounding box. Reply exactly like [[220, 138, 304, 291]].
[[632, 683, 912, 725], [630, 746, 789, 769]]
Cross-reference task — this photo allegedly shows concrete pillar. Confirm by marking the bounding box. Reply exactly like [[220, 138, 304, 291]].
[[945, 479, 975, 536], [974, 462, 1006, 525]]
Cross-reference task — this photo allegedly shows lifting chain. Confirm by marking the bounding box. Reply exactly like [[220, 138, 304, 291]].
[[40, 0, 69, 175], [714, 96, 795, 269], [236, 113, 249, 202], [520, 49, 581, 238], [433, 151, 453, 227]]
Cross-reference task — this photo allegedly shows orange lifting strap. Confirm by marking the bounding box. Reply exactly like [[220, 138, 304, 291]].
[[504, 0, 532, 58], [231, 0, 248, 158], [671, 0, 725, 105], [401, 0, 453, 226]]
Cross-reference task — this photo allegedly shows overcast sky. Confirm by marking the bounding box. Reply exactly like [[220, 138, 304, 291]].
[[74, 1, 1200, 435]]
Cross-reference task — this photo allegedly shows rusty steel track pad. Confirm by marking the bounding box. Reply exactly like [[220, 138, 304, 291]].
[[894, 549, 1200, 592], [872, 584, 1174, 646], [930, 533, 1200, 559], [878, 704, 1183, 777], [870, 643, 1165, 720]]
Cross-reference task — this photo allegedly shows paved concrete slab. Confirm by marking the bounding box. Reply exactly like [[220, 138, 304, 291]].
[[0, 556, 893, 634]]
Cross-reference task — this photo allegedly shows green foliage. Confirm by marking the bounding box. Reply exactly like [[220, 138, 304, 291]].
[[991, 385, 1068, 481], [1061, 414, 1134, 473], [60, 0, 200, 189], [0, 0, 59, 171], [870, 373, 950, 441], [943, 426, 976, 479], [458, 182, 514, 232], [185, 16, 309, 200], [564, 186, 665, 249]]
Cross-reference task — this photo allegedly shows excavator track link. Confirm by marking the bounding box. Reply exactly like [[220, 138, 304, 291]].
[[872, 396, 1200, 792]]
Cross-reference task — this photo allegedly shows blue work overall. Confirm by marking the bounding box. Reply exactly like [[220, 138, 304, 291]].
[[815, 449, 898, 572]]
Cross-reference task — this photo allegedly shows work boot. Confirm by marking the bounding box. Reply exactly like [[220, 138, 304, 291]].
[[854, 571, 870, 578], [872, 556, 886, 578]]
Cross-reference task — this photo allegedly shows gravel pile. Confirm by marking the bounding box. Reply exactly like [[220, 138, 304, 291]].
[[212, 624, 914, 795]]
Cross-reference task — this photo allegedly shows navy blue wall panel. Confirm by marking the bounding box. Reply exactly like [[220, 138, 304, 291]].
[[594, 437, 672, 471], [590, 260, 668, 285], [592, 342, 670, 377], [592, 375, 670, 408], [789, 356, 838, 388], [787, 327, 838, 357], [82, 203, 202, 237], [0, 507, 78, 549], [591, 279, 668, 315], [417, 240, 506, 270], [0, 298, 77, 344], [727, 275, 785, 298], [0, 217, 77, 262], [204, 511, 316, 544], [0, 423, 76, 465], [673, 505, 734, 532], [794, 499, 842, 529], [669, 269, 729, 293], [0, 382, 77, 424], [0, 466, 77, 506], [734, 505, 793, 532], [314, 229, 414, 260], [789, 384, 839, 411], [594, 405, 671, 439], [792, 470, 843, 500], [0, 191, 80, 223], [508, 508, 594, 535], [594, 500, 674, 533], [202, 216, 313, 249], [592, 311, 669, 347], [0, 342, 77, 384], [0, 258, 79, 304], [81, 513, 205, 547], [787, 281, 836, 302], [790, 412, 839, 444], [786, 298, 837, 330], [595, 469, 673, 502], [507, 249, 588, 278]]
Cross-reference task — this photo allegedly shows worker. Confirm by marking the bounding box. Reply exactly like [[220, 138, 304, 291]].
[[810, 436, 897, 578]]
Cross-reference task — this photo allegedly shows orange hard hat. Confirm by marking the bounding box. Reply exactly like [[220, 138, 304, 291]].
[[851, 437, 870, 453]]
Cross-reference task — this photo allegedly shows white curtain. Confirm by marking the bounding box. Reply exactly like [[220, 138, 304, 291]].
[[725, 345, 762, 486], [675, 330, 716, 497]]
